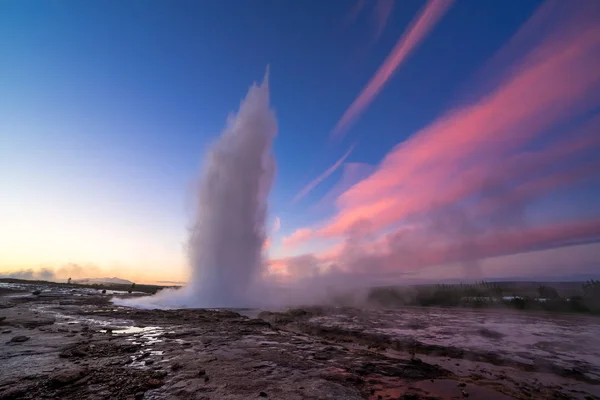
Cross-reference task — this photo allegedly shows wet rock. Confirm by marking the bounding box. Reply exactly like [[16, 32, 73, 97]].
[[477, 328, 505, 339], [198, 368, 206, 376], [0, 384, 30, 400], [10, 316, 55, 328], [400, 394, 420, 400], [134, 391, 145, 400], [152, 370, 168, 379], [458, 382, 466, 387], [60, 344, 88, 358], [118, 343, 140, 353], [259, 392, 268, 397], [462, 389, 469, 397], [1, 330, 11, 334], [144, 359, 154, 365], [313, 352, 331, 360], [171, 362, 183, 371], [146, 378, 164, 388], [50, 367, 88, 386], [9, 335, 30, 343], [32, 290, 41, 295]]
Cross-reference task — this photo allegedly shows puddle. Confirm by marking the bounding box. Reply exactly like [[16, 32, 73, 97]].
[[108, 326, 160, 335]]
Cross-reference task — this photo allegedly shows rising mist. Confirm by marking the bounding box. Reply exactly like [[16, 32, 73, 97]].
[[115, 69, 276, 309]]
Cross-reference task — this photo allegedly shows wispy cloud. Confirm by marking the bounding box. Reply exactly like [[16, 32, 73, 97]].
[[272, 216, 281, 233], [332, 0, 454, 139], [345, 0, 367, 27], [373, 0, 395, 41], [272, 218, 600, 280], [311, 162, 375, 212], [282, 228, 313, 249], [279, 0, 600, 280], [292, 144, 355, 203]]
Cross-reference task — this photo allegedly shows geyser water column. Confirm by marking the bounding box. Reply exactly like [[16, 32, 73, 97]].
[[115, 69, 277, 309]]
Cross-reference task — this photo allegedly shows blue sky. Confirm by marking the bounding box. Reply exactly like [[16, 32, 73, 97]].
[[1, 0, 599, 283]]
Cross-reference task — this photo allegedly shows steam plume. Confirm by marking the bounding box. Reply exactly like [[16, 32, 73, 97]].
[[115, 69, 276, 309]]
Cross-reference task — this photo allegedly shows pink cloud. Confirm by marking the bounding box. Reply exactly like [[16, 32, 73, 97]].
[[332, 0, 454, 138], [319, 2, 600, 238], [282, 228, 313, 249], [312, 162, 375, 212], [272, 218, 600, 281], [282, 1, 600, 279], [262, 237, 271, 250], [272, 216, 281, 233]]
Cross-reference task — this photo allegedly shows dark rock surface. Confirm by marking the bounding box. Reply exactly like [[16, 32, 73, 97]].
[[0, 289, 598, 399]]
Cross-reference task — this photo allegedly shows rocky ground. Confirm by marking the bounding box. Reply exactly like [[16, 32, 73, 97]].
[[1, 287, 599, 400]]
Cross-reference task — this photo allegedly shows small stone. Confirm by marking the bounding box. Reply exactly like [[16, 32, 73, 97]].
[[458, 382, 466, 387], [145, 359, 154, 365], [50, 368, 87, 386], [1, 330, 11, 334], [134, 392, 145, 400], [171, 362, 182, 371], [146, 378, 163, 388], [32, 290, 41, 295], [259, 392, 268, 398], [204, 376, 209, 383], [198, 368, 206, 376], [9, 335, 30, 343], [462, 390, 469, 397]]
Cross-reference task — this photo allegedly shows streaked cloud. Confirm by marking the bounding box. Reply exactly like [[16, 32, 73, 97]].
[[345, 0, 367, 27], [280, 0, 600, 279], [373, 0, 395, 41], [282, 228, 313, 249], [292, 144, 355, 203], [272, 219, 600, 280], [332, 0, 454, 138]]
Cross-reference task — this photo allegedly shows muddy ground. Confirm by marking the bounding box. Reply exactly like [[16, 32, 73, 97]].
[[1, 288, 599, 400]]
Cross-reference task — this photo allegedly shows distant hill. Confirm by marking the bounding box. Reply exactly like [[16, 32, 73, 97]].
[[73, 277, 133, 285]]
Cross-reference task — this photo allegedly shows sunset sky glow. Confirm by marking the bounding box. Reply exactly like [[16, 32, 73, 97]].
[[1, 0, 599, 284]]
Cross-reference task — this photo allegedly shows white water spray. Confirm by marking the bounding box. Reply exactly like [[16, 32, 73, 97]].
[[116, 69, 276, 309]]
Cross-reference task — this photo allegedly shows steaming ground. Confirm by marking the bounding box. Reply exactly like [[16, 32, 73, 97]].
[[3, 283, 600, 400], [115, 70, 277, 309]]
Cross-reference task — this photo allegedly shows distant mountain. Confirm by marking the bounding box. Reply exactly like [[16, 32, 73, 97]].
[[73, 277, 133, 285], [155, 280, 185, 285]]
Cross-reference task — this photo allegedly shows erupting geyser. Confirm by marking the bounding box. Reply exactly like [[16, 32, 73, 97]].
[[115, 69, 276, 309]]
